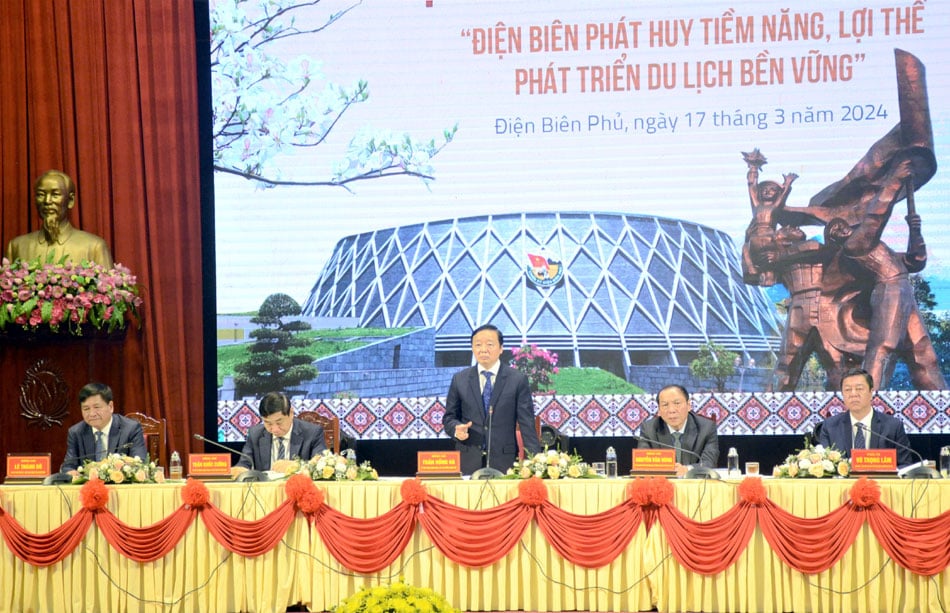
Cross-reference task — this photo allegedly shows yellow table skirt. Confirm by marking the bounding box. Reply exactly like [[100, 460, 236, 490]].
[[1, 478, 948, 612]]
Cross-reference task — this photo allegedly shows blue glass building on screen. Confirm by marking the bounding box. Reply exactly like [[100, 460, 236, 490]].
[[301, 212, 782, 376]]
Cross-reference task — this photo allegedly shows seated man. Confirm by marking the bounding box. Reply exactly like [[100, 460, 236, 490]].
[[818, 368, 915, 467], [62, 382, 147, 473], [232, 391, 327, 477], [637, 384, 720, 477]]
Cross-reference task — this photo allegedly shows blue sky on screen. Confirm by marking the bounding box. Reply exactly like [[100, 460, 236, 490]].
[[213, 0, 950, 313]]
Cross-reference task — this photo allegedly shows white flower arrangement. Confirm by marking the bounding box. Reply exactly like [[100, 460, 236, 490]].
[[74, 453, 163, 484], [288, 449, 378, 481], [773, 444, 850, 478], [505, 449, 600, 479]]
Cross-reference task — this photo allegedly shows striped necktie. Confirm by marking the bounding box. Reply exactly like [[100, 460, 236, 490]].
[[95, 430, 106, 461], [853, 423, 867, 449]]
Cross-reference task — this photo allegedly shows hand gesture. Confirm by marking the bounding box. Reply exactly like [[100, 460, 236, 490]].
[[454, 421, 473, 441]]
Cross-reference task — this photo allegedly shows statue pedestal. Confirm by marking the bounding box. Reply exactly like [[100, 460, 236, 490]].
[[0, 329, 128, 480]]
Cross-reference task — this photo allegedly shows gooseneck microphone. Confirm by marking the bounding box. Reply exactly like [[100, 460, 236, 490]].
[[472, 406, 504, 480], [632, 434, 719, 479], [193, 433, 269, 482], [864, 429, 939, 479]]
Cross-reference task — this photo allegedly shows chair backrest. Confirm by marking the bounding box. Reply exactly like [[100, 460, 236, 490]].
[[297, 411, 340, 453], [516, 416, 544, 460], [126, 412, 167, 467]]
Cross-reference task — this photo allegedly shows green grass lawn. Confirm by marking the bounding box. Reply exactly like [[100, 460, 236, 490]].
[[216, 327, 413, 386], [549, 367, 645, 395], [218, 328, 644, 395]]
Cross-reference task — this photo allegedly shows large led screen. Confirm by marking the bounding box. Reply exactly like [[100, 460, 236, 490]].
[[212, 0, 950, 410]]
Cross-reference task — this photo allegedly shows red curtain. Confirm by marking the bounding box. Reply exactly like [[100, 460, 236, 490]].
[[0, 1, 205, 465]]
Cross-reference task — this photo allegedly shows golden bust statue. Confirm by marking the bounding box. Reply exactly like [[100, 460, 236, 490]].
[[5, 170, 113, 267]]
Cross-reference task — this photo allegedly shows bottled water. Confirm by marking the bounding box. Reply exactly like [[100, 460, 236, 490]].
[[605, 446, 618, 478]]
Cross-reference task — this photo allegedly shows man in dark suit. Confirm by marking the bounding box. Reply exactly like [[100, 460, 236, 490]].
[[637, 384, 720, 477], [442, 324, 542, 475], [232, 391, 327, 476], [818, 368, 915, 467], [62, 382, 148, 473]]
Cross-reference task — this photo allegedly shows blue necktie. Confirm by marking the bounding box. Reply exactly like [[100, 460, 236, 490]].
[[853, 423, 867, 449], [277, 437, 286, 460], [482, 371, 493, 418]]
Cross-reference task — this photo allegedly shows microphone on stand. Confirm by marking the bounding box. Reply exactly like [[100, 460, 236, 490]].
[[472, 406, 504, 480], [46, 442, 137, 485], [193, 433, 269, 482], [632, 434, 719, 479], [865, 429, 939, 479]]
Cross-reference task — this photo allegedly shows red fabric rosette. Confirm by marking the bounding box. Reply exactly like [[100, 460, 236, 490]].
[[849, 477, 881, 508], [400, 478, 428, 506], [285, 474, 314, 501], [518, 477, 548, 506], [650, 476, 674, 507], [298, 489, 324, 514], [738, 476, 768, 505], [627, 476, 674, 507], [181, 478, 210, 508], [285, 474, 325, 513], [79, 480, 110, 512]]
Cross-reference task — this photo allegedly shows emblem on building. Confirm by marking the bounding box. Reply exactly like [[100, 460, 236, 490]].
[[526, 248, 564, 287]]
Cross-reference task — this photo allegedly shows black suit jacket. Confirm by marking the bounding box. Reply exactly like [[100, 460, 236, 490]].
[[442, 364, 542, 475], [637, 412, 720, 468], [62, 414, 148, 472], [818, 410, 915, 467], [237, 417, 327, 470]]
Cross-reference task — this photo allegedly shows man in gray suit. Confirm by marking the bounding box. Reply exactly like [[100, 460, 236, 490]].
[[441, 324, 542, 475], [637, 384, 720, 477], [62, 382, 148, 473], [232, 391, 327, 476]]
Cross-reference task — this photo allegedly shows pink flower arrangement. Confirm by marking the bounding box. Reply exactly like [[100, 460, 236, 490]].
[[0, 258, 142, 335], [510, 343, 559, 393]]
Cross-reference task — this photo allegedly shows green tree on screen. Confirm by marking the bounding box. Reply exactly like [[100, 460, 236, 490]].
[[211, 0, 456, 189], [887, 275, 950, 388], [688, 341, 739, 393], [234, 293, 318, 397]]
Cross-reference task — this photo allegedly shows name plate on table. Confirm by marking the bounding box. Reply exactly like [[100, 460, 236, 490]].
[[416, 451, 462, 479], [188, 453, 233, 479], [5, 453, 52, 482], [850, 449, 898, 475], [631, 448, 676, 475]]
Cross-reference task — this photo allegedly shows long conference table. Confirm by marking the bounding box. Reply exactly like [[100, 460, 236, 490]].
[[1, 476, 949, 613]]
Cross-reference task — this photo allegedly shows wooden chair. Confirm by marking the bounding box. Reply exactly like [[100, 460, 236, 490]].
[[297, 411, 340, 453], [516, 415, 544, 459], [126, 412, 167, 467]]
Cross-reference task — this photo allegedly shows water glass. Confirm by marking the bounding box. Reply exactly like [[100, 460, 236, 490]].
[[745, 461, 760, 476]]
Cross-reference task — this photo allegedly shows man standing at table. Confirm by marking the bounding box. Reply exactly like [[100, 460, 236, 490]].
[[637, 384, 720, 477], [62, 382, 147, 473], [232, 391, 327, 477], [818, 368, 915, 467], [442, 324, 542, 476]]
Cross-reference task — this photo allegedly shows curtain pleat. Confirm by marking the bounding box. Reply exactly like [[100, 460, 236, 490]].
[[0, 0, 204, 466]]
